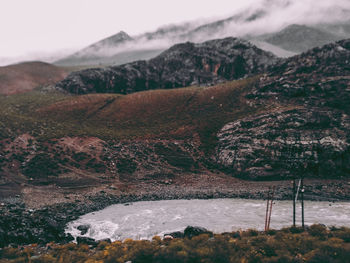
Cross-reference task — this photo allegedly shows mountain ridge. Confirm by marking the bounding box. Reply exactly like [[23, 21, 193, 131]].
[[54, 2, 350, 67], [56, 37, 279, 94]]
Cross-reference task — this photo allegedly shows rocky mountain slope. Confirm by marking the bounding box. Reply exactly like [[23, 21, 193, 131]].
[[56, 38, 278, 94], [2, 38, 349, 190], [215, 39, 350, 180]]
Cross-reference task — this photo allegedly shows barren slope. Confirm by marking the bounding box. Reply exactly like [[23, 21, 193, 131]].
[[0, 61, 69, 95]]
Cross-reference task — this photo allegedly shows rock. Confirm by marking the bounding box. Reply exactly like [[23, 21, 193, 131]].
[[232, 231, 241, 239], [164, 231, 184, 239], [77, 224, 90, 235], [98, 238, 111, 243], [76, 236, 98, 246], [64, 233, 75, 243], [184, 226, 213, 239], [56, 37, 278, 95], [163, 235, 174, 241]]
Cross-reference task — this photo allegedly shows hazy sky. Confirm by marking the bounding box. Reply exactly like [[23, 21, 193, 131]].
[[1, 0, 349, 65], [0, 0, 254, 62]]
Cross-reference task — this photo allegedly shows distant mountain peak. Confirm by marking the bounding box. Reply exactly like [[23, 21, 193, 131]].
[[57, 30, 134, 62], [110, 31, 133, 41]]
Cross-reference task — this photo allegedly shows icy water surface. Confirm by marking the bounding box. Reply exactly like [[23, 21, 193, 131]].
[[66, 199, 350, 241]]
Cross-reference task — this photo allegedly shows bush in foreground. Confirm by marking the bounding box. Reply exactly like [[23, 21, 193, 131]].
[[1, 225, 350, 263]]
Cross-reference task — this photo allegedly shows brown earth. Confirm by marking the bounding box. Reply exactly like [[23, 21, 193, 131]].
[[0, 61, 69, 95]]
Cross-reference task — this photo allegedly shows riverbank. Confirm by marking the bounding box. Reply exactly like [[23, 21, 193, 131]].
[[1, 177, 350, 248]]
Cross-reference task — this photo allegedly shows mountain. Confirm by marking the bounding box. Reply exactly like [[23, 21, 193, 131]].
[[54, 25, 202, 68], [319, 22, 350, 38], [54, 0, 350, 67], [179, 9, 267, 42], [55, 20, 350, 68], [262, 24, 344, 53], [0, 61, 68, 95], [55, 31, 134, 67], [54, 10, 271, 67], [56, 37, 278, 94]]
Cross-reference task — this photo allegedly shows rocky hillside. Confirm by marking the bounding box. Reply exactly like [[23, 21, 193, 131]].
[[215, 39, 350, 180], [56, 38, 278, 94], [2, 39, 350, 188], [250, 39, 350, 112]]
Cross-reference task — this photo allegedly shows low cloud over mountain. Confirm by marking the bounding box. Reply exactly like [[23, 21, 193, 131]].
[[55, 0, 350, 67]]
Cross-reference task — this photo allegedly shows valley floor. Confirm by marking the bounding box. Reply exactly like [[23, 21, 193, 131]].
[[1, 172, 350, 248], [1, 172, 350, 209]]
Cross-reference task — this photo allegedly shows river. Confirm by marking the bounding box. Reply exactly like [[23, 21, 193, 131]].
[[66, 198, 350, 241]]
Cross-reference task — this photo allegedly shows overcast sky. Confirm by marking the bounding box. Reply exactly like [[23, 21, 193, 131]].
[[0, 0, 255, 62], [1, 0, 349, 65]]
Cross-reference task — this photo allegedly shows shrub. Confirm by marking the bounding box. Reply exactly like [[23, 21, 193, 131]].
[[332, 227, 350, 242], [308, 224, 328, 239], [2, 226, 350, 263], [23, 153, 60, 178]]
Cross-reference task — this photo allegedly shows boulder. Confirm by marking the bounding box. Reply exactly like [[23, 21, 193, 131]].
[[164, 231, 184, 239], [184, 226, 213, 239], [98, 238, 111, 243], [76, 236, 98, 246], [77, 224, 90, 235]]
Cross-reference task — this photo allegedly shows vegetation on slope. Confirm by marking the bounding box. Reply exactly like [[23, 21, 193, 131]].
[[1, 225, 350, 263], [0, 77, 265, 153]]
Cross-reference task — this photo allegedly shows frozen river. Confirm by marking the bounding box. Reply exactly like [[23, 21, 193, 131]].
[[66, 199, 350, 241]]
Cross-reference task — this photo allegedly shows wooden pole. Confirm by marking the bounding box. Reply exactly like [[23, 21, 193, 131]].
[[293, 179, 296, 227], [267, 187, 275, 231], [265, 191, 270, 232], [301, 176, 305, 229]]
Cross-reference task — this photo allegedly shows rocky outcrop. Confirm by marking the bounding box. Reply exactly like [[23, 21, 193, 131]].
[[247, 39, 350, 113], [215, 108, 350, 180], [216, 39, 350, 180], [56, 38, 278, 94]]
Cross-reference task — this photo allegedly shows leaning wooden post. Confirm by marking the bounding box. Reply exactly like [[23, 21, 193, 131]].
[[267, 187, 275, 231], [265, 190, 270, 232]]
